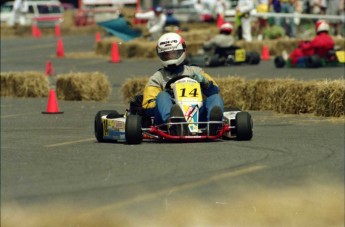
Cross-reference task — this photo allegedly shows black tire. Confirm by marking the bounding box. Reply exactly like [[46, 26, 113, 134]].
[[125, 114, 142, 144], [274, 56, 286, 68], [306, 55, 322, 68], [94, 110, 119, 142], [235, 112, 253, 141], [247, 51, 261, 65]]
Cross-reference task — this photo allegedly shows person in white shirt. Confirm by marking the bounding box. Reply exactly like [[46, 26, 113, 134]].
[[135, 6, 167, 40], [9, 0, 28, 26], [215, 0, 227, 16], [236, 0, 255, 41]]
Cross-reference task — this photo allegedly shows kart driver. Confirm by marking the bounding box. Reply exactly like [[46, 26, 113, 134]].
[[203, 23, 235, 55], [142, 32, 224, 135], [288, 20, 335, 66]]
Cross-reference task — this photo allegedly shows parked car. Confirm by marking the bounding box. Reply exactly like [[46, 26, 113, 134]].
[[0, 0, 64, 27]]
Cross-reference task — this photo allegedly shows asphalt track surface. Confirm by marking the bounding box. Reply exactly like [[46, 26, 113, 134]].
[[1, 35, 344, 224]]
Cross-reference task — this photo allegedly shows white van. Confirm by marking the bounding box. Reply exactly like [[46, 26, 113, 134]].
[[0, 0, 64, 27]]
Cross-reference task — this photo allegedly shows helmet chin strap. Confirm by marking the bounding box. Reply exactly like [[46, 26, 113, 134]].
[[165, 64, 185, 74]]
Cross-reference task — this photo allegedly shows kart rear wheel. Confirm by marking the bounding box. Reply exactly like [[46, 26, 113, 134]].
[[235, 112, 253, 141], [95, 110, 119, 142], [247, 51, 261, 65], [125, 114, 142, 144], [274, 56, 286, 68]]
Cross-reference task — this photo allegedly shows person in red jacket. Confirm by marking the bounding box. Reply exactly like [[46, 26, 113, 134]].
[[289, 20, 335, 66]]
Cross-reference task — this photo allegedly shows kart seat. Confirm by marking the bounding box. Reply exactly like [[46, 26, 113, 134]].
[[214, 46, 240, 58]]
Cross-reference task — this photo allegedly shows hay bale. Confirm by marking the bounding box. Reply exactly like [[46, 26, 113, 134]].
[[56, 72, 111, 101], [314, 80, 345, 117], [120, 77, 148, 102], [271, 80, 317, 114], [120, 77, 345, 117], [243, 79, 282, 111], [217, 77, 247, 109], [0, 71, 49, 97]]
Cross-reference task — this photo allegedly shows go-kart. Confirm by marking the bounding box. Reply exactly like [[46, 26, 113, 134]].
[[185, 46, 261, 67], [94, 76, 253, 144], [274, 47, 345, 68]]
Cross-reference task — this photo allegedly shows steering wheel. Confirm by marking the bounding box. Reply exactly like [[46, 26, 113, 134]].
[[164, 75, 190, 90]]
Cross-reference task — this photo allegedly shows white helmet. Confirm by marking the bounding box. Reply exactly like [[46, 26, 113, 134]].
[[315, 20, 330, 33], [156, 32, 186, 68], [220, 23, 233, 34]]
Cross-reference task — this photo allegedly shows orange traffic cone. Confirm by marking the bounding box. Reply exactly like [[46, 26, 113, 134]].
[[56, 38, 64, 58], [31, 23, 41, 38], [95, 32, 101, 43], [54, 23, 61, 37], [110, 42, 121, 63], [45, 60, 54, 76], [42, 89, 63, 114], [216, 14, 225, 28], [261, 45, 270, 60]]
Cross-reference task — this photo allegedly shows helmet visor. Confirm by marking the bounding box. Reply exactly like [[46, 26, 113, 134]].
[[158, 49, 184, 61]]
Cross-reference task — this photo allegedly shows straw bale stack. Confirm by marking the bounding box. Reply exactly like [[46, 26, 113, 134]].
[[314, 80, 345, 117], [56, 72, 111, 101], [120, 76, 345, 117], [0, 71, 49, 97]]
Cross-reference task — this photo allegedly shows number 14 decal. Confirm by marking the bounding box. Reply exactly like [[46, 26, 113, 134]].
[[179, 88, 198, 97]]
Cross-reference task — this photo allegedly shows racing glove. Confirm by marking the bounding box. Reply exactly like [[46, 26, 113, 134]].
[[191, 73, 209, 88]]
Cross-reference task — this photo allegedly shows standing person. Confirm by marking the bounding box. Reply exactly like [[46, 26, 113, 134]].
[[214, 0, 227, 17], [135, 6, 167, 40], [9, 0, 28, 26], [326, 0, 343, 37], [288, 20, 334, 66], [256, 0, 270, 40], [269, 0, 297, 38], [236, 0, 255, 41], [281, 0, 297, 38], [309, 0, 327, 15], [142, 32, 224, 135]]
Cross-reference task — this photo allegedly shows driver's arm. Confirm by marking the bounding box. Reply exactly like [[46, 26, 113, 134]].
[[142, 85, 161, 109], [200, 71, 220, 97], [142, 74, 163, 109]]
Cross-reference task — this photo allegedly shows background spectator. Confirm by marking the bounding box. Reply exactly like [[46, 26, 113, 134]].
[[236, 0, 255, 41], [135, 6, 167, 40], [326, 0, 343, 37], [255, 0, 270, 40]]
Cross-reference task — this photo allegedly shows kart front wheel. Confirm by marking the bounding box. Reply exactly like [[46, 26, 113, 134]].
[[95, 110, 119, 142], [274, 56, 286, 68], [125, 114, 142, 144], [235, 112, 253, 141]]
